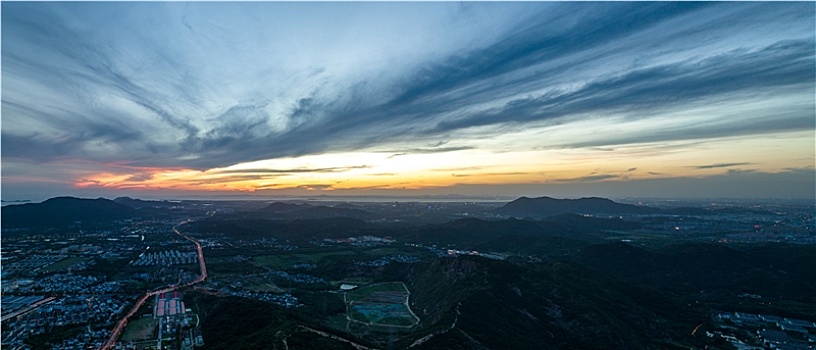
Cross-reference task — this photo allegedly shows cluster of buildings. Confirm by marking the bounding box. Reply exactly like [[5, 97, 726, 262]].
[[323, 235, 396, 247], [148, 291, 204, 350], [1, 295, 130, 350], [758, 329, 813, 350], [130, 250, 197, 267], [58, 243, 106, 255], [9, 272, 120, 295], [48, 328, 110, 350], [722, 231, 816, 244], [155, 292, 186, 317], [409, 243, 506, 260], [221, 289, 301, 308], [0, 220, 211, 349], [715, 312, 816, 349], [355, 254, 421, 267], [291, 263, 317, 270], [265, 270, 326, 284], [445, 250, 507, 260], [405, 243, 448, 257], [232, 237, 292, 250], [718, 312, 816, 333], [1, 296, 49, 316], [2, 254, 67, 275], [631, 203, 816, 244], [181, 328, 205, 350]]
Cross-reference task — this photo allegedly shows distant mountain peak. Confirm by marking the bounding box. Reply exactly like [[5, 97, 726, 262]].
[[497, 196, 655, 218], [113, 196, 174, 209], [3, 196, 139, 228], [44, 196, 82, 202]]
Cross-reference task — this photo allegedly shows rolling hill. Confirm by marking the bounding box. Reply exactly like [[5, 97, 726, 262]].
[[1, 196, 139, 228], [399, 255, 711, 349], [497, 196, 658, 218]]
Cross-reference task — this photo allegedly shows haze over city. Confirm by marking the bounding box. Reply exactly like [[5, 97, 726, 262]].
[[2, 2, 814, 201]]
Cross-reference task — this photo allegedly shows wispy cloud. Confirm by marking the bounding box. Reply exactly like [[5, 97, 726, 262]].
[[693, 162, 755, 169], [435, 40, 814, 134], [553, 174, 620, 183], [384, 146, 473, 158], [213, 166, 369, 175]]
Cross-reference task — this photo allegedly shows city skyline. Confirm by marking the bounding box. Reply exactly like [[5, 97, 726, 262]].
[[2, 2, 814, 201]]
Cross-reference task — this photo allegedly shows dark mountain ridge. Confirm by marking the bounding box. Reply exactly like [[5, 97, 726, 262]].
[[402, 216, 639, 257], [570, 242, 816, 304], [401, 255, 707, 349], [498, 196, 777, 218], [2, 196, 138, 228], [497, 196, 657, 218], [113, 196, 175, 209]]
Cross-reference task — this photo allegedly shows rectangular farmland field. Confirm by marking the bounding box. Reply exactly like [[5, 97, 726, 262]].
[[350, 303, 416, 326], [345, 282, 419, 327]]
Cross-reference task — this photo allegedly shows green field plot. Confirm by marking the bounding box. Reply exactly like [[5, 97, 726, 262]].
[[241, 277, 284, 292], [359, 246, 433, 258], [345, 282, 418, 327], [346, 282, 407, 302], [40, 257, 90, 273], [350, 303, 416, 326], [121, 317, 158, 341], [207, 260, 265, 277], [252, 250, 358, 269]]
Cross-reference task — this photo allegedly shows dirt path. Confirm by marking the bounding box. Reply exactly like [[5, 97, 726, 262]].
[[409, 302, 460, 348], [298, 325, 377, 350]]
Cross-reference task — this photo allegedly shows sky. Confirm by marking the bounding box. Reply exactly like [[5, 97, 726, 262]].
[[2, 2, 814, 201]]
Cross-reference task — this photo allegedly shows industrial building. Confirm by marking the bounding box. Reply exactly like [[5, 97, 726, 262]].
[[154, 292, 185, 318]]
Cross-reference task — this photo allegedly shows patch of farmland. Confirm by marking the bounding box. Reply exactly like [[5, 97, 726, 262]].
[[350, 303, 416, 326], [345, 282, 419, 328]]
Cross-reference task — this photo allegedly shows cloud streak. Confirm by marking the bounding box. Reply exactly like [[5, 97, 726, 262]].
[[435, 40, 814, 132], [693, 162, 754, 170], [213, 166, 369, 175]]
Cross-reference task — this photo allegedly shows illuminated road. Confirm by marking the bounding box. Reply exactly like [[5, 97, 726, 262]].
[[99, 221, 207, 350]]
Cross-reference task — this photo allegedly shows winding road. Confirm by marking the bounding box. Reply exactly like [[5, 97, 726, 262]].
[[99, 222, 207, 350]]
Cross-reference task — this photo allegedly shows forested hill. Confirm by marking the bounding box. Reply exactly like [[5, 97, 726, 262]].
[[497, 196, 657, 218], [2, 197, 138, 228]]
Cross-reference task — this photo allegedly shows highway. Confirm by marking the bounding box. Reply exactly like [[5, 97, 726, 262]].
[[99, 222, 207, 350], [0, 296, 58, 323]]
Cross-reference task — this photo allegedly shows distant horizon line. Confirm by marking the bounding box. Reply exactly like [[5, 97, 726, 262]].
[[3, 194, 814, 205]]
